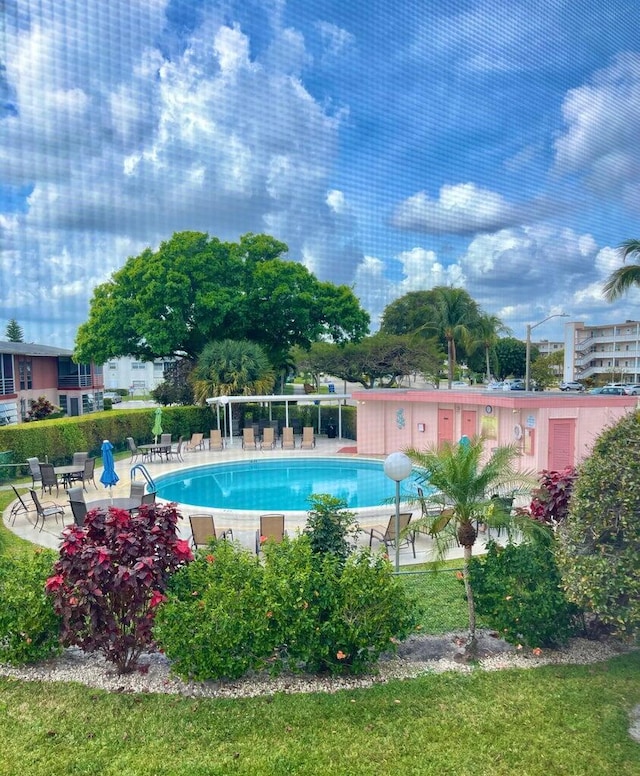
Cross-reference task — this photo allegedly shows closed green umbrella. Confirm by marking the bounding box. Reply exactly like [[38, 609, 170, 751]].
[[152, 407, 163, 443]]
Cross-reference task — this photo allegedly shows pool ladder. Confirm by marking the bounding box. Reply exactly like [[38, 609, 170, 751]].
[[130, 464, 157, 493]]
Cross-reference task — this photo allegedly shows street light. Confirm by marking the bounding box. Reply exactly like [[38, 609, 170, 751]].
[[525, 314, 569, 391], [383, 452, 413, 572]]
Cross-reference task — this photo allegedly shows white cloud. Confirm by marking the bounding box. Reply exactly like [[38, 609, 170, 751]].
[[391, 183, 521, 235]]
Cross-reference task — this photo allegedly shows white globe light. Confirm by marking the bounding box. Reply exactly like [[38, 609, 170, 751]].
[[384, 451, 412, 482]]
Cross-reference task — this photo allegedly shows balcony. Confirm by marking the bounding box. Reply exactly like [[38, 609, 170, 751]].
[[0, 378, 15, 396], [58, 374, 93, 388]]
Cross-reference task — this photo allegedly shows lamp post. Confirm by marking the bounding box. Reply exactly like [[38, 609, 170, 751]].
[[384, 452, 413, 572], [525, 314, 569, 391]]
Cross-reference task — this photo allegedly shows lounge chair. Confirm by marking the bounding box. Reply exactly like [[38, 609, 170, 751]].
[[256, 513, 286, 554], [261, 427, 275, 449], [189, 514, 234, 547], [209, 429, 224, 451], [30, 489, 64, 532], [127, 437, 141, 463], [26, 457, 42, 488], [185, 433, 204, 452], [369, 513, 416, 558], [242, 427, 259, 450], [281, 427, 295, 450], [300, 426, 316, 449], [9, 485, 33, 525], [39, 462, 61, 497]]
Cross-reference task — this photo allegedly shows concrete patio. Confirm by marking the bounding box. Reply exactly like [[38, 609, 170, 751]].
[[3, 435, 486, 567]]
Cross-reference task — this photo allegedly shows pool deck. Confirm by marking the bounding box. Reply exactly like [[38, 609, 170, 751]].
[[3, 436, 489, 567]]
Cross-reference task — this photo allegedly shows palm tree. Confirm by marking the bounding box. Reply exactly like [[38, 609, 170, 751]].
[[192, 339, 276, 403], [603, 239, 640, 301], [406, 436, 535, 653], [467, 313, 511, 383], [434, 287, 480, 388]]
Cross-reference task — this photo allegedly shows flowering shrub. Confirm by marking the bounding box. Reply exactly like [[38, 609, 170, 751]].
[[468, 538, 582, 648], [46, 503, 192, 673], [0, 548, 61, 665], [155, 535, 417, 680], [524, 467, 577, 526]]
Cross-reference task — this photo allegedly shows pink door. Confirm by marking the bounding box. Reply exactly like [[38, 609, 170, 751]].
[[461, 410, 477, 438], [548, 419, 575, 470], [438, 408, 454, 446]]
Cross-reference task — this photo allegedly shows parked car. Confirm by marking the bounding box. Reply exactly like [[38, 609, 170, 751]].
[[503, 379, 525, 391], [623, 384, 640, 395], [487, 381, 504, 390], [589, 387, 605, 394], [597, 386, 626, 395], [103, 391, 122, 404], [450, 380, 469, 389], [560, 380, 584, 391]]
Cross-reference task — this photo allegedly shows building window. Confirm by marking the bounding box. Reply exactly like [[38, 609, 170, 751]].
[[0, 354, 14, 394], [18, 359, 32, 390], [59, 395, 68, 414], [108, 362, 117, 370], [132, 361, 145, 370]]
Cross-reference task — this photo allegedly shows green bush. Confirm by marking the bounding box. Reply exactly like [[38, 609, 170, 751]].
[[303, 494, 359, 564], [469, 539, 582, 648], [555, 410, 640, 639], [0, 548, 62, 665], [155, 536, 417, 680], [154, 541, 271, 681]]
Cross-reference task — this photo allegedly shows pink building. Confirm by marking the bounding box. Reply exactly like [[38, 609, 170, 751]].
[[353, 389, 638, 471]]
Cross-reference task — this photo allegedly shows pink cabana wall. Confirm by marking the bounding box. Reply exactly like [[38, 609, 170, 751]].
[[353, 389, 638, 471]]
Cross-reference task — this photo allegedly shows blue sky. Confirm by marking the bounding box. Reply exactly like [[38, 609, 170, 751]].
[[1, 0, 640, 350]]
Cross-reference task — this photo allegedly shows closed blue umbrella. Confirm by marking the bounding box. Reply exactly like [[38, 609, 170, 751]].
[[100, 439, 119, 499]]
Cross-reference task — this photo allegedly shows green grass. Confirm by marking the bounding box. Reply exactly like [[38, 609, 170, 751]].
[[0, 653, 638, 775]]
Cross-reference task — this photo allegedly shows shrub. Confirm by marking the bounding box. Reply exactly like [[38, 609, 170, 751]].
[[0, 548, 61, 665], [155, 536, 418, 680], [46, 503, 193, 673], [526, 467, 578, 525], [154, 540, 271, 681], [303, 493, 359, 564], [555, 410, 640, 639], [469, 538, 582, 648]]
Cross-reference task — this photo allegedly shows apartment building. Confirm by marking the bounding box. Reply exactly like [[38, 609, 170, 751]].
[[102, 356, 174, 394], [563, 320, 640, 383], [0, 341, 103, 424]]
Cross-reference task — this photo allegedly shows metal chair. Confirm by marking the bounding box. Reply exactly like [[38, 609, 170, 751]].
[[141, 491, 156, 505], [9, 485, 34, 525], [70, 457, 97, 490], [167, 436, 184, 462], [39, 462, 61, 497], [72, 451, 89, 467], [129, 481, 146, 500], [369, 513, 416, 558], [30, 489, 64, 532], [67, 488, 87, 527], [256, 513, 286, 554], [209, 429, 224, 451], [26, 457, 42, 488], [127, 437, 140, 463]]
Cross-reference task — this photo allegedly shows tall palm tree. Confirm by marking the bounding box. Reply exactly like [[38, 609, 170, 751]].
[[434, 287, 480, 388], [467, 313, 511, 383], [192, 339, 276, 403], [603, 239, 640, 301], [406, 437, 535, 652]]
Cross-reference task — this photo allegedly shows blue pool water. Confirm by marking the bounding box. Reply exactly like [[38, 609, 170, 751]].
[[155, 458, 423, 512]]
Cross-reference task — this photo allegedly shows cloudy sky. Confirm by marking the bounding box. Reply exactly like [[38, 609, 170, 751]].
[[2, 0, 640, 350]]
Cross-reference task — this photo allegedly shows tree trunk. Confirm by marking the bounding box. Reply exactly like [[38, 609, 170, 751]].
[[462, 544, 477, 654], [447, 336, 455, 387], [485, 345, 491, 383]]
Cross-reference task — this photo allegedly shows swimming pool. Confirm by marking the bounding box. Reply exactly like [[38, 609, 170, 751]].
[[154, 457, 423, 512]]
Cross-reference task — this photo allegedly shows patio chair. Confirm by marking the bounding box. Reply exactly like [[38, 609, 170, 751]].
[[39, 462, 61, 497], [66, 486, 85, 503], [71, 457, 97, 490], [369, 512, 416, 558], [256, 513, 286, 554], [30, 489, 64, 532], [9, 485, 33, 525], [160, 433, 172, 446], [209, 429, 224, 451], [300, 426, 316, 449], [242, 426, 259, 450], [281, 427, 295, 450], [167, 436, 184, 462], [127, 437, 141, 464], [141, 491, 156, 505], [129, 481, 146, 500], [72, 451, 89, 467], [261, 426, 276, 449], [189, 513, 233, 547], [185, 433, 205, 452], [67, 487, 87, 527], [26, 457, 42, 488]]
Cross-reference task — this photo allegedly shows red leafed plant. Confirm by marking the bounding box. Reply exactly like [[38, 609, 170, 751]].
[[46, 503, 193, 673], [526, 467, 578, 526]]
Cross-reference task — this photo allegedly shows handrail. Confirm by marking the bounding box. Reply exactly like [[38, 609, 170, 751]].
[[130, 464, 157, 492]]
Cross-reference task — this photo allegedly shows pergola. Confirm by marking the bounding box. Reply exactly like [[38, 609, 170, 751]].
[[205, 393, 351, 446]]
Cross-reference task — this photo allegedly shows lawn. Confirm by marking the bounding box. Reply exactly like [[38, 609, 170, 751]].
[[0, 490, 639, 775]]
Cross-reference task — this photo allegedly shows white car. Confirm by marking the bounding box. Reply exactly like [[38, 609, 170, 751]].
[[560, 381, 584, 391], [103, 391, 122, 404], [624, 384, 640, 395]]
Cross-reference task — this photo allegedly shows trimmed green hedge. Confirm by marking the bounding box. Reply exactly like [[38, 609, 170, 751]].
[[0, 406, 213, 472]]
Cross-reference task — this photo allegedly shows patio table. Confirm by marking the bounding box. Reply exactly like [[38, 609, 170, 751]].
[[86, 497, 141, 513], [54, 464, 85, 487], [138, 443, 171, 461]]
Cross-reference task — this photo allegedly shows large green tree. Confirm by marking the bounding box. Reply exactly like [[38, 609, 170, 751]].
[[466, 313, 511, 383], [603, 239, 640, 301], [494, 337, 533, 379], [298, 334, 442, 389], [74, 232, 369, 367]]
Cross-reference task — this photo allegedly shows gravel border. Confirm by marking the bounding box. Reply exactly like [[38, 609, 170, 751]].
[[0, 631, 634, 699]]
